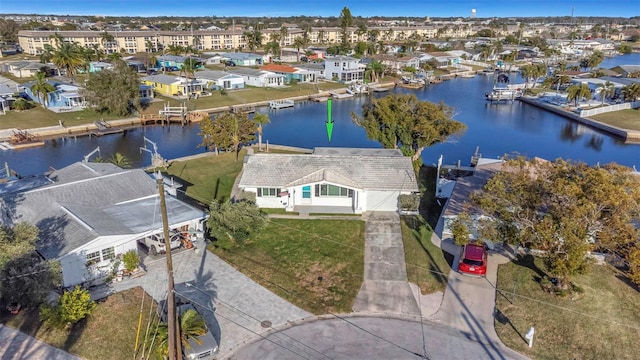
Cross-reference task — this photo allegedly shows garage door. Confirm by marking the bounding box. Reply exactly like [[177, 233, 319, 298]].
[[366, 190, 399, 212]]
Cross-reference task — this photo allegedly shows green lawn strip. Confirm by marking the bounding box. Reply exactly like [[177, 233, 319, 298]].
[[590, 109, 640, 131], [163, 150, 246, 204], [308, 213, 362, 217], [261, 208, 299, 215], [209, 218, 365, 314], [0, 287, 158, 360], [495, 255, 640, 360], [0, 82, 345, 130], [401, 216, 450, 294]]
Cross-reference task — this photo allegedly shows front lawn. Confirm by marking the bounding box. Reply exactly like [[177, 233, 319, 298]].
[[0, 287, 157, 360], [590, 109, 640, 131], [209, 218, 366, 314], [495, 255, 640, 359], [401, 216, 451, 294], [163, 149, 246, 204]]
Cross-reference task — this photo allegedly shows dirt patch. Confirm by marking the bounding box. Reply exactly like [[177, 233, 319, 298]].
[[299, 262, 348, 312]]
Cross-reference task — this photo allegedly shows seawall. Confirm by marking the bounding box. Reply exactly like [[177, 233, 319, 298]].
[[518, 97, 640, 143]]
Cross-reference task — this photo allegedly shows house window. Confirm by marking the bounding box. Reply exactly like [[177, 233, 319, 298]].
[[101, 247, 115, 261], [315, 184, 353, 197], [257, 188, 280, 197], [86, 251, 100, 264], [334, 62, 339, 66], [302, 185, 311, 199]]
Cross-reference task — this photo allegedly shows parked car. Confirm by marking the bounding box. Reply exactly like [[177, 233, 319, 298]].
[[224, 60, 235, 67], [458, 242, 488, 276], [139, 230, 182, 255], [158, 300, 219, 360]]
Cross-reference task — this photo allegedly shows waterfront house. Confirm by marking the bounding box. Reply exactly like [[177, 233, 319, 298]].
[[156, 55, 204, 70], [141, 74, 206, 96], [2, 60, 47, 78], [323, 55, 365, 83], [238, 147, 419, 214], [260, 63, 315, 83], [227, 68, 285, 87], [88, 61, 113, 73], [195, 70, 245, 90], [295, 63, 325, 81], [139, 84, 154, 102], [0, 162, 206, 288], [23, 79, 85, 110], [610, 65, 640, 78], [221, 52, 264, 66]]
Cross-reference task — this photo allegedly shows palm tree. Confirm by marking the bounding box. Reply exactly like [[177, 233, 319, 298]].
[[51, 42, 84, 80], [39, 44, 55, 64], [279, 26, 288, 58], [153, 308, 207, 358], [252, 112, 270, 151], [100, 31, 115, 54], [49, 32, 65, 48], [166, 44, 184, 56], [567, 83, 592, 107], [587, 50, 604, 70], [264, 41, 280, 60], [30, 71, 56, 108], [621, 83, 640, 102], [108, 152, 131, 168], [597, 81, 615, 106], [365, 60, 385, 83], [318, 29, 325, 45], [293, 37, 306, 62]]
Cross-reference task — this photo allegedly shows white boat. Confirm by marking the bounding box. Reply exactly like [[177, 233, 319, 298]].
[[269, 99, 295, 109], [346, 82, 368, 95], [485, 86, 522, 102]]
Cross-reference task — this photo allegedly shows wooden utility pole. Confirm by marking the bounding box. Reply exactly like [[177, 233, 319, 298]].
[[157, 175, 182, 359]]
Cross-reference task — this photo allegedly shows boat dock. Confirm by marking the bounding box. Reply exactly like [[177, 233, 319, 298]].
[[269, 99, 295, 110], [329, 92, 354, 99], [91, 120, 125, 137]]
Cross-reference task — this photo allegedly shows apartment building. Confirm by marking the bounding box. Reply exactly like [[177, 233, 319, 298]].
[[17, 25, 444, 56]]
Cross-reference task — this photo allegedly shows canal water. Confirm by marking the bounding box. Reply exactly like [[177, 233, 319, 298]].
[[1, 54, 639, 176]]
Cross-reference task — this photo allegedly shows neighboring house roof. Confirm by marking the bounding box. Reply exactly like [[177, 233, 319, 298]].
[[157, 55, 188, 63], [443, 159, 504, 217], [295, 63, 324, 71], [0, 162, 204, 260], [239, 148, 418, 192], [222, 52, 263, 60], [195, 70, 241, 81], [5, 60, 43, 71], [141, 74, 181, 85], [326, 55, 359, 62], [260, 63, 299, 73], [0, 84, 17, 96], [229, 68, 281, 78]]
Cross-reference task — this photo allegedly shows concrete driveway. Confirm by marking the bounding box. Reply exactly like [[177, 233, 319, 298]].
[[101, 246, 312, 358], [352, 212, 421, 316], [430, 218, 528, 360], [0, 325, 82, 360]]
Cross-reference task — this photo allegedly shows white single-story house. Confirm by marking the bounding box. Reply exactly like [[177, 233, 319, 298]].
[[0, 162, 207, 288], [228, 68, 285, 87], [1, 60, 47, 78], [238, 147, 419, 214], [195, 70, 245, 90]]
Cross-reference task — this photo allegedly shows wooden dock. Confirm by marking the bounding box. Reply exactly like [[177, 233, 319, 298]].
[[91, 120, 125, 137], [269, 99, 295, 110], [329, 92, 354, 99], [231, 105, 256, 114]]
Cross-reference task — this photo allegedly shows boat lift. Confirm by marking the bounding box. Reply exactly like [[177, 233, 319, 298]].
[[82, 146, 101, 163], [140, 137, 166, 168]]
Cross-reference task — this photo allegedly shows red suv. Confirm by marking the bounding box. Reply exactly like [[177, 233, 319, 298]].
[[458, 243, 488, 276]]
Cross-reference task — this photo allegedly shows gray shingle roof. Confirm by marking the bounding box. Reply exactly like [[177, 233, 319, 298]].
[[141, 74, 180, 85], [238, 150, 418, 191], [195, 70, 239, 81], [1, 163, 204, 260]]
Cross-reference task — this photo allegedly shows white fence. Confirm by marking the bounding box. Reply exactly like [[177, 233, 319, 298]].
[[580, 101, 640, 117]]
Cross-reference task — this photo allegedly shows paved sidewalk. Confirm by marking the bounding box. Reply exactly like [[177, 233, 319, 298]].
[[352, 212, 420, 315], [92, 247, 312, 358], [0, 325, 82, 360]]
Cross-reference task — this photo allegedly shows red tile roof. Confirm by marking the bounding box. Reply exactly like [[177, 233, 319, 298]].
[[260, 63, 298, 73]]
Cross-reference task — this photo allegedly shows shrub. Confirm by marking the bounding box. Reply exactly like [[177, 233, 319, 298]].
[[12, 98, 33, 110], [399, 194, 420, 211], [40, 286, 97, 328], [122, 250, 140, 272]]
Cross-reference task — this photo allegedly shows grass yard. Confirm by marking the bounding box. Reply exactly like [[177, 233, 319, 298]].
[[401, 216, 451, 294], [590, 109, 640, 131], [209, 218, 366, 314], [163, 149, 246, 204], [0, 106, 130, 130], [495, 255, 640, 360], [0, 287, 158, 360]]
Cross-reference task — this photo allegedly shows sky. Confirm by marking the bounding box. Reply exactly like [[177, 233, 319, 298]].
[[1, 0, 639, 18]]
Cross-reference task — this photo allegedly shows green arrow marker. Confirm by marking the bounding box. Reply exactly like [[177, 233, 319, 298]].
[[326, 98, 334, 142]]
